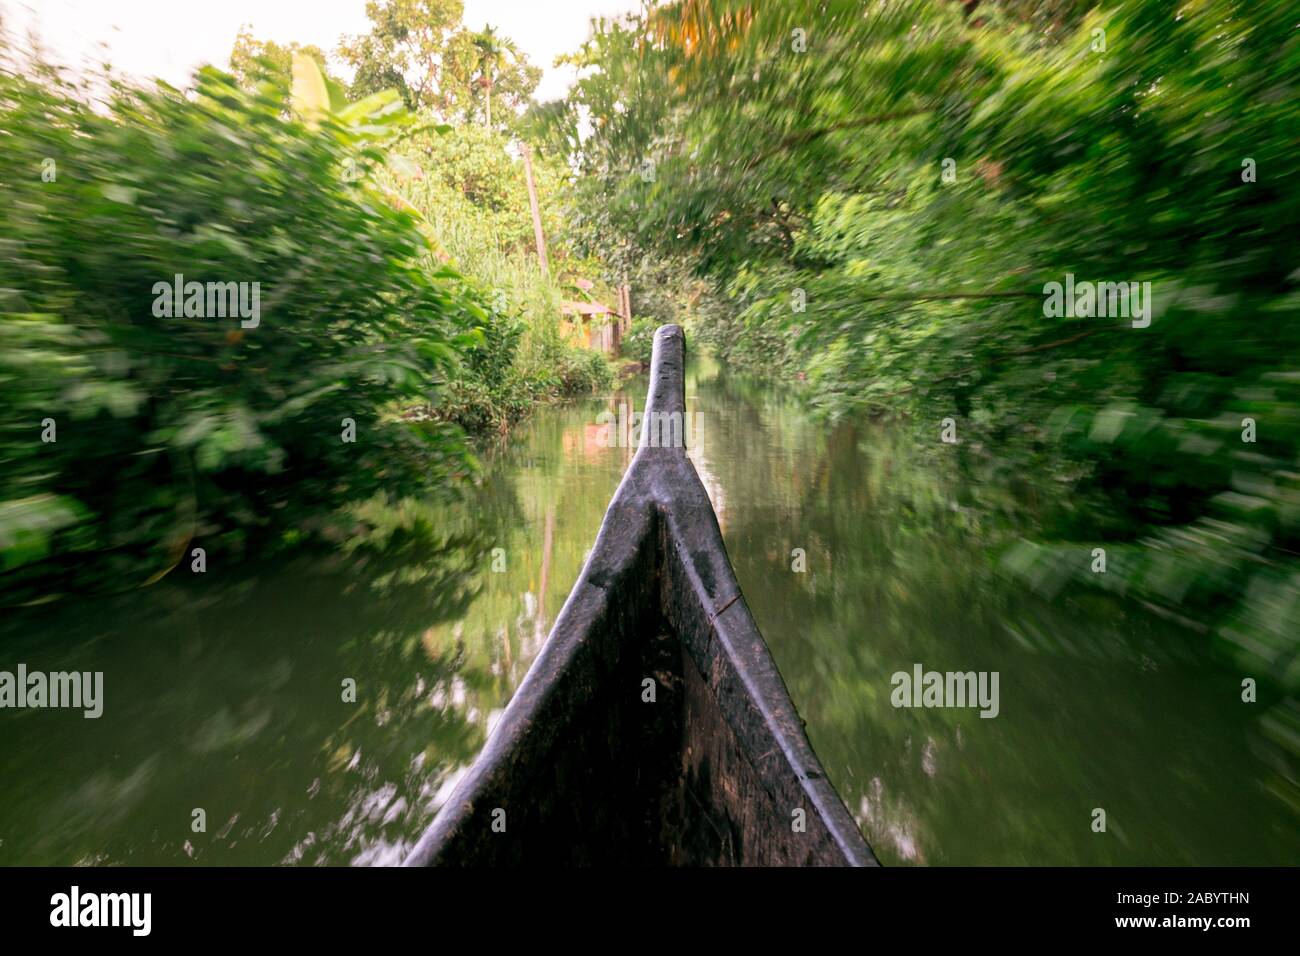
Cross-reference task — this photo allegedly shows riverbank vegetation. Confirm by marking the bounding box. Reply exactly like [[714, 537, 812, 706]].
[[533, 0, 1300, 704], [377, 120, 614, 432], [0, 2, 612, 601]]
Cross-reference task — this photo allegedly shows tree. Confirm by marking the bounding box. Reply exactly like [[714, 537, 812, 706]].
[[338, 0, 540, 127], [471, 25, 507, 128], [466, 27, 538, 130], [228, 25, 341, 93]]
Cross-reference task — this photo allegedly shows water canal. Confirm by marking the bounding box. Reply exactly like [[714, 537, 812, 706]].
[[1, 355, 1293, 865]]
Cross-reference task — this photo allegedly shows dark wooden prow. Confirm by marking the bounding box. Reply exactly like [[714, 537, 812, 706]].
[[404, 325, 878, 866]]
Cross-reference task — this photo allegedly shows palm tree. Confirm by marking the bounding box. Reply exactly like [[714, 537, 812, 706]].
[[471, 25, 516, 128]]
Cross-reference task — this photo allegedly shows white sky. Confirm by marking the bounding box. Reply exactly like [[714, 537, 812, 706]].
[[0, 0, 638, 102]]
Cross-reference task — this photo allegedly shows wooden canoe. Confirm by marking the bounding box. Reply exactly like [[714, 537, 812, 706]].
[[404, 325, 878, 867]]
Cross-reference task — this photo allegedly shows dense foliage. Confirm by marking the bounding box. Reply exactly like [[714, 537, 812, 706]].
[[540, 0, 1300, 693], [226, 6, 617, 433], [1, 0, 639, 603], [381, 122, 615, 431], [0, 54, 487, 601]]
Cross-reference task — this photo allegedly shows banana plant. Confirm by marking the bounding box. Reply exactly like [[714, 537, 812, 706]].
[[288, 53, 453, 244]]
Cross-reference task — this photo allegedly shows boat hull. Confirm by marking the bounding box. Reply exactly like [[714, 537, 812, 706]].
[[404, 325, 878, 867]]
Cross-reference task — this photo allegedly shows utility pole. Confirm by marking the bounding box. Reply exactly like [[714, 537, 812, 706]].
[[520, 143, 549, 275]]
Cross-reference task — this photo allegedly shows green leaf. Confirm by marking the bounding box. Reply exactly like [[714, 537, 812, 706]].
[[324, 74, 351, 113], [338, 89, 401, 124], [101, 184, 138, 204], [291, 52, 330, 124]]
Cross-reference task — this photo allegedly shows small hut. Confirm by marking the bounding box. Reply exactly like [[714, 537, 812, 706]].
[[560, 298, 622, 354], [559, 279, 631, 355]]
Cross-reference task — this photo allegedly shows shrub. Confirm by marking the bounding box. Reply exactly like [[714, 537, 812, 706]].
[[0, 57, 484, 600]]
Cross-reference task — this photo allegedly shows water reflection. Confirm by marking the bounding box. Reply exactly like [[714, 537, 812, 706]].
[[685, 358, 1300, 866], [0, 384, 634, 865], [2, 359, 1296, 865]]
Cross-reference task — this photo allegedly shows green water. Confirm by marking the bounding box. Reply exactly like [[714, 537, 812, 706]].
[[1, 357, 1295, 865]]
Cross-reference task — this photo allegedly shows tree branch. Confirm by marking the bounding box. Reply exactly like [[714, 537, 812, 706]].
[[1007, 327, 1104, 355]]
